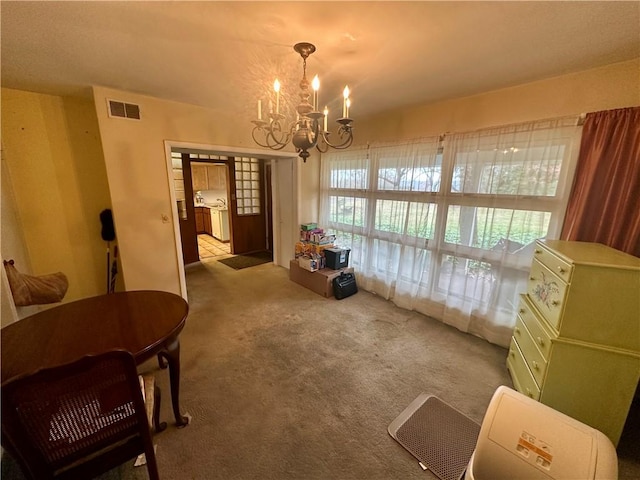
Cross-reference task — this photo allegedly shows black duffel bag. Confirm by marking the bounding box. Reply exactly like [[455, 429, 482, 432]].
[[333, 272, 358, 299]]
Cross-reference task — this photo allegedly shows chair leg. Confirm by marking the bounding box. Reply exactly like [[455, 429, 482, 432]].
[[153, 384, 167, 433], [144, 440, 161, 480]]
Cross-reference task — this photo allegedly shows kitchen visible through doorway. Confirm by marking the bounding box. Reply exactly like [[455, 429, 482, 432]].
[[197, 234, 230, 259]]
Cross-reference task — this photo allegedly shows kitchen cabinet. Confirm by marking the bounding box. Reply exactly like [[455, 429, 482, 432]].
[[210, 208, 230, 241], [192, 166, 209, 191], [191, 165, 226, 191], [195, 206, 212, 235], [204, 210, 212, 235], [195, 207, 204, 233], [207, 165, 227, 190], [506, 239, 640, 446]]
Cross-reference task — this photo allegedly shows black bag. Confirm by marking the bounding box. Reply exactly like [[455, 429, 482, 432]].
[[333, 272, 358, 299]]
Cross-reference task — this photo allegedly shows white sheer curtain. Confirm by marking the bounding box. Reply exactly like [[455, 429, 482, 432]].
[[319, 117, 582, 347]]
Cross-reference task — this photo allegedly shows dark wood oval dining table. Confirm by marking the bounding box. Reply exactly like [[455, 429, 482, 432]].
[[1, 290, 190, 427]]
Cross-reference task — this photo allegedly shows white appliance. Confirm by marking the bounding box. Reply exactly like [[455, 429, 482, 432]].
[[465, 386, 618, 480]]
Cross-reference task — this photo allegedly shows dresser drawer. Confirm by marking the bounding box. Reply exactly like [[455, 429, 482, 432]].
[[517, 295, 553, 360], [528, 259, 568, 331], [513, 316, 548, 386], [507, 337, 541, 400], [533, 244, 574, 283]]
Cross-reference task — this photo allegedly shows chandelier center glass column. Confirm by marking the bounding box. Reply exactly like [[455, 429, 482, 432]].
[[251, 42, 354, 162]]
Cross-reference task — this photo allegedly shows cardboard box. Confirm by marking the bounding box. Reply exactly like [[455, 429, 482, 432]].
[[298, 256, 319, 272], [289, 260, 354, 298]]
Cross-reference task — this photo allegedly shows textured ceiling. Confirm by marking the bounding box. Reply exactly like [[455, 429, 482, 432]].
[[2, 1, 639, 120]]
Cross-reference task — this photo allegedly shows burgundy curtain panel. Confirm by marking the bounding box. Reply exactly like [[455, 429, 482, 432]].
[[561, 107, 640, 257]]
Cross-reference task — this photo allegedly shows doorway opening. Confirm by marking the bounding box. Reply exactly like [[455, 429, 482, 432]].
[[170, 149, 273, 265]]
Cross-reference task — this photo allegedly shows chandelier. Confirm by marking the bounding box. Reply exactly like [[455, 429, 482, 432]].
[[251, 42, 354, 162]]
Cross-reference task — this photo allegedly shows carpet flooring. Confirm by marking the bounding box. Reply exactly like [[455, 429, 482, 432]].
[[2, 259, 639, 479]]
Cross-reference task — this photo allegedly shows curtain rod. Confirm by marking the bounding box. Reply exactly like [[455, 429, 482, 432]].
[[440, 113, 584, 138], [358, 113, 586, 152]]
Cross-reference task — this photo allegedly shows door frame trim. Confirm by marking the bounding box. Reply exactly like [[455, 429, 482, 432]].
[[163, 141, 298, 299]]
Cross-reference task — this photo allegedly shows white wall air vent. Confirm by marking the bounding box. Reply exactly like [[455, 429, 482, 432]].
[[107, 99, 141, 120]]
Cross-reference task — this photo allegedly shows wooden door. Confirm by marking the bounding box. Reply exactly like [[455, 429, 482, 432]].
[[265, 163, 273, 253], [178, 154, 199, 264], [228, 157, 268, 254]]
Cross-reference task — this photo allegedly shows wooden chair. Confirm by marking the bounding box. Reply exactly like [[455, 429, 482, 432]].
[[1, 350, 162, 480]]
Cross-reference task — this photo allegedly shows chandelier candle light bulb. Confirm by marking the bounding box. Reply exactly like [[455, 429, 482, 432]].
[[312, 75, 320, 110], [343, 86, 350, 118], [250, 42, 354, 162], [274, 79, 281, 114]]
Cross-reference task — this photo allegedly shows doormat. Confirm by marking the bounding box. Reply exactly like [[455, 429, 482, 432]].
[[388, 393, 480, 480], [218, 251, 273, 270]]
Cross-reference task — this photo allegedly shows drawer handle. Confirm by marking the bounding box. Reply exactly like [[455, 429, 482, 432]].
[[534, 249, 542, 255], [515, 327, 521, 335], [530, 276, 536, 281], [557, 266, 566, 274], [509, 350, 515, 357], [537, 337, 545, 347], [519, 308, 525, 314], [551, 300, 560, 307], [532, 360, 539, 370], [526, 388, 533, 398]]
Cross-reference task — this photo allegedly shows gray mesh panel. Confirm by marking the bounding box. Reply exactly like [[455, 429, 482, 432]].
[[392, 395, 480, 480]]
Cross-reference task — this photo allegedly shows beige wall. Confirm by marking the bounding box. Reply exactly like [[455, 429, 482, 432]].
[[298, 149, 321, 223], [92, 86, 301, 296], [356, 59, 640, 142], [1, 149, 35, 324], [1, 88, 114, 317]]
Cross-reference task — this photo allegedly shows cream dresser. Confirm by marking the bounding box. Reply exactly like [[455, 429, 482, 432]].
[[507, 239, 640, 446]]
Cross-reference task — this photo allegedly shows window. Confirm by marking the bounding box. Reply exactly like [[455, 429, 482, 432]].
[[320, 117, 581, 346], [235, 157, 261, 215]]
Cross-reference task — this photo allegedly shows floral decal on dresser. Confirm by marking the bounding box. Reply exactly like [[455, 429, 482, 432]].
[[532, 271, 560, 310]]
